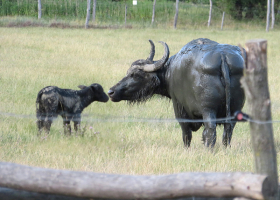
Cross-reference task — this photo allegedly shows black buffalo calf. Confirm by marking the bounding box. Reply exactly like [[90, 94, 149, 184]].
[[36, 83, 109, 135]]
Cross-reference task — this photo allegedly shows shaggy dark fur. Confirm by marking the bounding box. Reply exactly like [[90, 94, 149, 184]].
[[36, 83, 108, 135]]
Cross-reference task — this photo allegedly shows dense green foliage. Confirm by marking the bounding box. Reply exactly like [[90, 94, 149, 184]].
[[215, 0, 275, 20]]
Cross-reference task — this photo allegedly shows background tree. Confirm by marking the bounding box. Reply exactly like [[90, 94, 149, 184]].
[[215, 0, 267, 20]]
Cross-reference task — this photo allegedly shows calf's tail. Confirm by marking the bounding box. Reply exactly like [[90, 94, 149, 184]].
[[221, 55, 231, 119], [36, 89, 44, 118]]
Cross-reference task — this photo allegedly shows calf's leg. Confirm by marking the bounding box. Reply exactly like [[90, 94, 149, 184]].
[[36, 103, 45, 135], [73, 114, 81, 134], [36, 114, 45, 135], [44, 112, 56, 134], [63, 118, 72, 135]]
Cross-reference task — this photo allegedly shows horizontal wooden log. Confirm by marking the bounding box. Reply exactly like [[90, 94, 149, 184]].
[[0, 187, 236, 200], [0, 187, 90, 200], [0, 162, 270, 200]]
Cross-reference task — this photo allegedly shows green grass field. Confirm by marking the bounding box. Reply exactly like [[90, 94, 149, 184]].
[[1, 27, 280, 176]]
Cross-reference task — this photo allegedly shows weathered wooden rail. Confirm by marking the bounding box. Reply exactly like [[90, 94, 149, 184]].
[[0, 39, 278, 200], [0, 162, 270, 200]]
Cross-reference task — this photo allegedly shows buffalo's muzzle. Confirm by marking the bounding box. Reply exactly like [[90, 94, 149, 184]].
[[108, 89, 115, 97]]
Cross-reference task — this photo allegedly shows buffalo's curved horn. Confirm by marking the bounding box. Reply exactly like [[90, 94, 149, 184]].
[[142, 41, 170, 72], [147, 40, 155, 61]]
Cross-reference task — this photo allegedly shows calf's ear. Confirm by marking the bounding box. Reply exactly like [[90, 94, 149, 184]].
[[78, 85, 87, 90]]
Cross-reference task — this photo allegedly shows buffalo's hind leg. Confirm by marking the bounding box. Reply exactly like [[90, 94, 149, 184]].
[[172, 99, 193, 148], [62, 115, 72, 135], [222, 122, 236, 147], [202, 111, 217, 148]]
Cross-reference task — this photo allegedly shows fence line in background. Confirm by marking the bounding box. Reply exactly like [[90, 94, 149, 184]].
[[1, 0, 267, 29]]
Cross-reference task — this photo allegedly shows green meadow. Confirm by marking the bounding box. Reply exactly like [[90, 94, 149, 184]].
[[1, 27, 280, 176]]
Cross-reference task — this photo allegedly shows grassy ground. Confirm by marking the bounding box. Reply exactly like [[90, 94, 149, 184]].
[[1, 27, 280, 176]]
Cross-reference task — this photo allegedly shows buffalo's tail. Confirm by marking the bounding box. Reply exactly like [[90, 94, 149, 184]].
[[221, 55, 231, 120]]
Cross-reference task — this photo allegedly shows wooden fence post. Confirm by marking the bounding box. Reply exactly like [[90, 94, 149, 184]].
[[125, 4, 127, 26], [221, 12, 225, 30], [151, 0, 156, 25], [85, 0, 91, 29], [271, 0, 275, 29], [266, 0, 271, 32], [240, 39, 279, 200], [92, 0, 96, 23], [173, 0, 179, 29], [38, 0, 42, 19], [207, 0, 212, 27]]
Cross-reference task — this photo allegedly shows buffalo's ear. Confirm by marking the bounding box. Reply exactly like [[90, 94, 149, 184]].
[[90, 84, 103, 92], [90, 84, 97, 91], [78, 85, 87, 90]]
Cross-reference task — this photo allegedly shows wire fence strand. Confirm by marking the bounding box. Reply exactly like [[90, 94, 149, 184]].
[[1, 111, 280, 124]]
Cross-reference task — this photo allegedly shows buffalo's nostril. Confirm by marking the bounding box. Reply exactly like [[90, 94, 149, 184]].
[[108, 90, 115, 96]]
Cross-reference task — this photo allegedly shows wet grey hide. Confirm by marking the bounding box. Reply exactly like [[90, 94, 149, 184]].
[[108, 38, 245, 148]]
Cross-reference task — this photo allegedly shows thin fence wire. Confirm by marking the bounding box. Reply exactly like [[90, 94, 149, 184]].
[[1, 111, 280, 125]]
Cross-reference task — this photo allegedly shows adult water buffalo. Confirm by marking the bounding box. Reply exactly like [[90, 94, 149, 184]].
[[108, 38, 245, 148]]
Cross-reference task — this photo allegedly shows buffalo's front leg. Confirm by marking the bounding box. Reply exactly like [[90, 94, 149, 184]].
[[172, 99, 193, 147], [202, 111, 217, 148]]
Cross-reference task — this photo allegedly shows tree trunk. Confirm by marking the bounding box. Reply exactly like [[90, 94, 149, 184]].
[[173, 0, 179, 29], [207, 0, 212, 27], [240, 39, 279, 200], [92, 0, 96, 23], [271, 0, 275, 29], [266, 0, 271, 32], [38, 0, 41, 19], [85, 0, 91, 29], [151, 0, 156, 25], [0, 162, 270, 200]]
